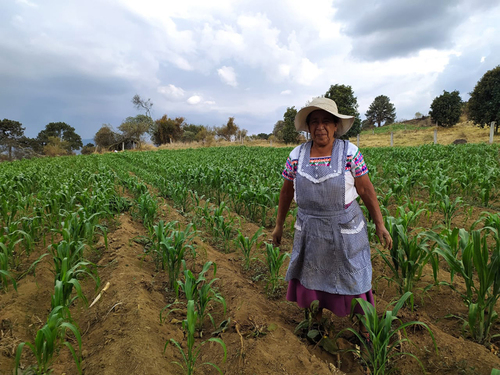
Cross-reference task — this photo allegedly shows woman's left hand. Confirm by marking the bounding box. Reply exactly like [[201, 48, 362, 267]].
[[375, 225, 392, 250]]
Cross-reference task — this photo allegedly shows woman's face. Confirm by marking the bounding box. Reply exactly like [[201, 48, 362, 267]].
[[308, 110, 338, 147]]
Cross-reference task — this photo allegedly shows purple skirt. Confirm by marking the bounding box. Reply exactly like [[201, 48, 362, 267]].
[[286, 279, 374, 317]]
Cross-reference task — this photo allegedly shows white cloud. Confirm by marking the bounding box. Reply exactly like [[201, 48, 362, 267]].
[[187, 95, 202, 105], [204, 100, 216, 105], [217, 66, 238, 87], [15, 0, 38, 7], [481, 56, 486, 62], [280, 90, 292, 95], [158, 84, 185, 99]]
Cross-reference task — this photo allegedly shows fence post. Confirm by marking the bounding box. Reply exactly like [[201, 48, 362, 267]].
[[390, 132, 393, 147], [357, 134, 360, 147], [270, 139, 273, 147], [372, 129, 374, 135], [434, 129, 437, 144], [490, 122, 495, 144]]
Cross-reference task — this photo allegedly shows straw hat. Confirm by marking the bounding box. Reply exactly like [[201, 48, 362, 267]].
[[295, 97, 355, 137]]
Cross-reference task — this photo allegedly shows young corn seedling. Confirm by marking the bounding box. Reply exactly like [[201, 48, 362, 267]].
[[0, 249, 17, 291], [378, 218, 430, 308], [51, 257, 100, 311], [133, 192, 158, 228], [426, 227, 469, 283], [438, 194, 463, 230], [262, 242, 289, 296], [152, 222, 196, 294], [15, 305, 82, 375], [434, 229, 500, 343], [171, 261, 226, 332], [338, 292, 437, 375], [165, 300, 227, 375], [235, 227, 264, 270]]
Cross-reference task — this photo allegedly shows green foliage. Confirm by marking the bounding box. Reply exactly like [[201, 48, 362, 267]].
[[80, 143, 95, 155], [434, 229, 500, 343], [94, 124, 119, 150], [150, 220, 196, 293], [164, 300, 227, 375], [0, 118, 25, 160], [37, 122, 83, 151], [235, 227, 264, 270], [215, 117, 240, 141], [365, 95, 397, 127], [272, 120, 285, 142], [151, 115, 185, 145], [262, 242, 289, 296], [468, 65, 500, 134], [339, 292, 437, 375], [378, 218, 430, 307], [172, 261, 226, 331], [282, 107, 299, 144], [429, 90, 462, 127], [118, 114, 152, 148], [324, 84, 362, 138], [15, 306, 82, 375]]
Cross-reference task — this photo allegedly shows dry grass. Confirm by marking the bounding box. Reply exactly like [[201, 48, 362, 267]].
[[349, 121, 498, 148]]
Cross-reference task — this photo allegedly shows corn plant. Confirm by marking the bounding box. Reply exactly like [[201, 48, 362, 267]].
[[134, 192, 159, 228], [438, 195, 463, 229], [172, 261, 226, 332], [426, 227, 469, 283], [151, 221, 196, 294], [434, 229, 500, 343], [0, 249, 17, 291], [262, 242, 289, 296], [378, 218, 430, 308], [51, 258, 99, 311], [338, 292, 437, 375], [15, 305, 82, 375], [164, 300, 227, 375], [235, 227, 263, 270]]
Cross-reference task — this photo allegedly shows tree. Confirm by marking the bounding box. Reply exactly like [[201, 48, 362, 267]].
[[429, 90, 462, 127], [365, 95, 396, 127], [0, 119, 25, 160], [43, 136, 70, 156], [118, 115, 152, 148], [81, 143, 95, 155], [132, 94, 153, 119], [324, 84, 362, 138], [94, 125, 119, 151], [415, 112, 423, 119], [282, 107, 299, 144], [37, 122, 83, 152], [216, 117, 239, 141], [150, 115, 185, 145], [256, 133, 269, 140], [181, 124, 204, 143], [468, 65, 500, 134], [272, 120, 285, 141]]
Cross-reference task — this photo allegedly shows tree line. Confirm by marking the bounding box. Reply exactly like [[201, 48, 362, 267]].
[[272, 65, 500, 144], [1, 65, 499, 160], [92, 95, 249, 152]]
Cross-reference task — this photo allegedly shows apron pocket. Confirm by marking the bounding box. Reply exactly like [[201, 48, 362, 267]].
[[339, 215, 369, 263]]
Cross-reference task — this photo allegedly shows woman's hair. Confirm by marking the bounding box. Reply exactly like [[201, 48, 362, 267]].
[[305, 110, 340, 125]]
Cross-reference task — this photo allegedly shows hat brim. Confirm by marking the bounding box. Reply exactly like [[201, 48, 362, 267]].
[[295, 101, 355, 137]]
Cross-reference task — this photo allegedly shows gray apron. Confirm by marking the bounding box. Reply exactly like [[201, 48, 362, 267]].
[[285, 139, 372, 295]]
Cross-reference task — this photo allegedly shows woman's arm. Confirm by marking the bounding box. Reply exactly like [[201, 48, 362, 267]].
[[272, 179, 294, 246], [354, 174, 392, 249]]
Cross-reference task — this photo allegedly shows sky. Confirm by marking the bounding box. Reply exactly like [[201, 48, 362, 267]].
[[2, 0, 500, 141]]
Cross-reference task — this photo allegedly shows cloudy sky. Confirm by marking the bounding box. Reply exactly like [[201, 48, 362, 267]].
[[2, 0, 500, 141]]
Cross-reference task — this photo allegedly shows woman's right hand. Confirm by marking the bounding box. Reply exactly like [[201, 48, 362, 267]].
[[272, 225, 283, 246]]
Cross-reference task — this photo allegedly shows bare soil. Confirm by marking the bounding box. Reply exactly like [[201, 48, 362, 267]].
[[1, 192, 500, 375]]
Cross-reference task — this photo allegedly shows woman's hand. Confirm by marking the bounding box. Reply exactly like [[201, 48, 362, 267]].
[[272, 225, 283, 246], [375, 225, 392, 250]]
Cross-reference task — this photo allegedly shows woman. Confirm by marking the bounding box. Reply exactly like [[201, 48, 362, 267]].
[[272, 97, 392, 335]]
